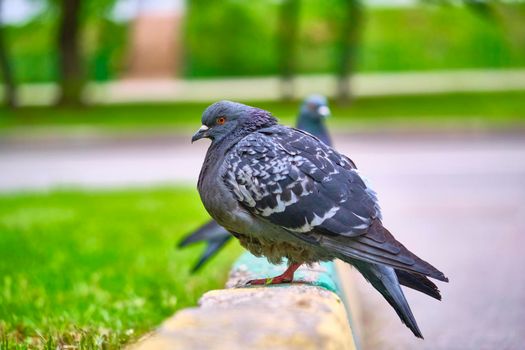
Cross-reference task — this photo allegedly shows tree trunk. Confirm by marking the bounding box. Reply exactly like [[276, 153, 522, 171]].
[[277, 0, 300, 101], [0, 0, 16, 108], [337, 0, 362, 104], [57, 0, 84, 106]]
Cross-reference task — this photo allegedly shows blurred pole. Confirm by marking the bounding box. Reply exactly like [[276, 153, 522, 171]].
[[57, 0, 84, 106], [277, 0, 300, 101], [336, 0, 362, 105], [0, 0, 16, 108]]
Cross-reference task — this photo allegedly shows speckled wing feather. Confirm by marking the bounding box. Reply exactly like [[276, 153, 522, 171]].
[[223, 126, 448, 281], [224, 126, 379, 234]]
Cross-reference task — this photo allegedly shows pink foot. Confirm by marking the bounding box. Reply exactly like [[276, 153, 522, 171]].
[[247, 263, 301, 286]]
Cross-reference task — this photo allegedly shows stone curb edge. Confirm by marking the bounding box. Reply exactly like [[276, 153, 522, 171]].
[[129, 254, 361, 350]]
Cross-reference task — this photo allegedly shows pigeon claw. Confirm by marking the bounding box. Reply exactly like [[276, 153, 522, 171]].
[[247, 275, 294, 286], [245, 263, 302, 286]]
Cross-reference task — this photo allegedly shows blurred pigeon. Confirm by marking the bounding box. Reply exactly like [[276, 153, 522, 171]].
[[179, 95, 333, 272], [191, 100, 448, 338], [296, 94, 331, 146]]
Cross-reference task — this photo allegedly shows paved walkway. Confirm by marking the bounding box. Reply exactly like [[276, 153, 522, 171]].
[[341, 134, 525, 349], [7, 69, 525, 105], [1, 132, 524, 348]]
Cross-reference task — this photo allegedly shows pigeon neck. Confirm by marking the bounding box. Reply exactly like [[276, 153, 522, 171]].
[[242, 109, 277, 132], [209, 132, 242, 153], [210, 111, 276, 151]]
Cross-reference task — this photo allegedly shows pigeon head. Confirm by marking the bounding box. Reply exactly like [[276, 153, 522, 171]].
[[299, 94, 331, 122], [192, 100, 277, 144]]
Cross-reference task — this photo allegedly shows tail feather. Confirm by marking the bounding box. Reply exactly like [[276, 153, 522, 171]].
[[191, 235, 232, 272], [353, 261, 424, 338], [178, 220, 229, 247], [396, 270, 441, 300], [320, 220, 449, 283], [178, 220, 232, 272]]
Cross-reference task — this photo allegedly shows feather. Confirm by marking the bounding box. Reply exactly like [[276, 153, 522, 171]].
[[396, 270, 442, 300], [352, 261, 424, 338], [318, 220, 448, 282], [178, 221, 232, 273], [178, 221, 228, 247]]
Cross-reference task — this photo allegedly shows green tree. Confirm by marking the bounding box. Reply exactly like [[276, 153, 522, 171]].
[[336, 0, 362, 104], [56, 0, 84, 106], [52, 0, 118, 105], [277, 0, 301, 101], [0, 0, 16, 108]]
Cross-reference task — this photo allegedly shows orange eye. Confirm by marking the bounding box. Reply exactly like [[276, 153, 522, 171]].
[[216, 116, 226, 125]]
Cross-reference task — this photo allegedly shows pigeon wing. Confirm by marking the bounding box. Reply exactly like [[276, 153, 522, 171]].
[[224, 126, 378, 236], [223, 126, 447, 282]]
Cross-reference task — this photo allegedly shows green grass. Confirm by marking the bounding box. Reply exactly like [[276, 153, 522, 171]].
[[0, 91, 524, 133], [0, 187, 242, 349]]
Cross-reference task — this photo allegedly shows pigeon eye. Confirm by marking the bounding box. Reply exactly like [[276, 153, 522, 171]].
[[216, 116, 226, 125]]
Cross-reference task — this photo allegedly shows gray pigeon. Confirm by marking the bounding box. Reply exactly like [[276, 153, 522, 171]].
[[296, 94, 331, 146], [192, 100, 448, 338], [179, 95, 333, 272]]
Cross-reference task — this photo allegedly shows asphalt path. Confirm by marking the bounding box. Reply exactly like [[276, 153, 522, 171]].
[[1, 131, 524, 349]]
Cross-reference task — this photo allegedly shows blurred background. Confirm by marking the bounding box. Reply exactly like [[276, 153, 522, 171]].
[[0, 0, 524, 349]]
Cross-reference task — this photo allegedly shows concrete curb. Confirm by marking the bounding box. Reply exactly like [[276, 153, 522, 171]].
[[131, 254, 360, 350]]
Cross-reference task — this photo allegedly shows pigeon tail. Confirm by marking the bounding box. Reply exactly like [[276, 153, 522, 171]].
[[178, 220, 232, 273], [370, 221, 449, 283], [354, 261, 424, 338], [191, 235, 231, 273], [321, 220, 449, 283], [178, 220, 229, 247], [396, 270, 442, 300]]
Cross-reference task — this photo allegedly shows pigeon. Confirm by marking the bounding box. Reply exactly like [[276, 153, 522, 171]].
[[296, 94, 331, 146], [179, 95, 333, 272], [191, 100, 448, 338]]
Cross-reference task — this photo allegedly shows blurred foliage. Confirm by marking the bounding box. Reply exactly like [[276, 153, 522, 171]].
[[185, 0, 280, 77], [186, 1, 525, 77], [0, 91, 523, 132], [3, 18, 127, 83], [1, 1, 525, 83], [359, 4, 525, 72], [0, 187, 242, 349]]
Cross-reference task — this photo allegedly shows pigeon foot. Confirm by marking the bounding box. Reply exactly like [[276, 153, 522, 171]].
[[247, 263, 301, 286]]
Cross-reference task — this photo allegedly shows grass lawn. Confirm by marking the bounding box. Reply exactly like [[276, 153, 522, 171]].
[[0, 91, 524, 134], [0, 187, 242, 349]]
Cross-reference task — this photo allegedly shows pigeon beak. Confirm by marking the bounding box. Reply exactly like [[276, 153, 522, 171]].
[[317, 106, 331, 118], [191, 125, 209, 143]]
